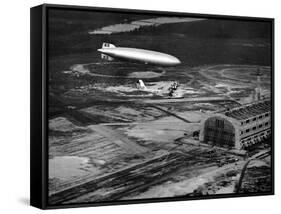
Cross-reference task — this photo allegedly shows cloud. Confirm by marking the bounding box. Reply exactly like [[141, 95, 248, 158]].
[[89, 17, 205, 35]]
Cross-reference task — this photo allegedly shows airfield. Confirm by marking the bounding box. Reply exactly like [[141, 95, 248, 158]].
[[48, 63, 272, 204], [46, 10, 273, 204]]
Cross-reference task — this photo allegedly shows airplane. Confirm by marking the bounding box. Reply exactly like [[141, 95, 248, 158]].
[[97, 43, 181, 66], [136, 79, 184, 98]]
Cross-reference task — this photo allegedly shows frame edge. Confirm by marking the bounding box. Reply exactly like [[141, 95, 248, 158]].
[[30, 4, 46, 209]]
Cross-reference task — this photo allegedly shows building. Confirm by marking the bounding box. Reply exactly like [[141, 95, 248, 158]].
[[199, 99, 271, 150]]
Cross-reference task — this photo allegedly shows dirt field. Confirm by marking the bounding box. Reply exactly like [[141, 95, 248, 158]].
[[48, 64, 272, 204]]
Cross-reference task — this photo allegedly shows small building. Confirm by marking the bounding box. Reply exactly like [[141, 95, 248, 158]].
[[199, 99, 271, 150]]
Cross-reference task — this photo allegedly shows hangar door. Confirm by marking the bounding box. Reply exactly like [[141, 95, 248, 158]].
[[203, 117, 235, 148]]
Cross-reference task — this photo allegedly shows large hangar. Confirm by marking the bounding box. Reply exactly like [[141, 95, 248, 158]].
[[199, 99, 271, 150]]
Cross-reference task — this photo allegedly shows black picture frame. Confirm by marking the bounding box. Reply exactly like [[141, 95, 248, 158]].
[[30, 3, 274, 209]]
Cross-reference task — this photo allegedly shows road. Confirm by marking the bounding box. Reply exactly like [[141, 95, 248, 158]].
[[89, 125, 148, 154]]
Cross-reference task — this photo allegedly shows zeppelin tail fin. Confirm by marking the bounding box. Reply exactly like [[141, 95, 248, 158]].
[[101, 53, 114, 61], [102, 42, 116, 48]]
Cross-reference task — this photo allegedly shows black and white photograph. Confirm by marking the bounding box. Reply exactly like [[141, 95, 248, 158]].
[[46, 6, 273, 206], [1, 0, 281, 213]]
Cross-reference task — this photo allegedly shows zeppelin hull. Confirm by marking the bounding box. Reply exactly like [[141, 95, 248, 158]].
[[98, 45, 181, 66]]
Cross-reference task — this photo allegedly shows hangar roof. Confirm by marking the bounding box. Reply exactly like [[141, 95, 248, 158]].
[[224, 99, 271, 121]]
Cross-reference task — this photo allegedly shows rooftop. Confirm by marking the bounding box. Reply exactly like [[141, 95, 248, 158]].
[[224, 99, 271, 121]]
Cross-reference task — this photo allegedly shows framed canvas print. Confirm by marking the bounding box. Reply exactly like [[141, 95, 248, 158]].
[[30, 4, 274, 209]]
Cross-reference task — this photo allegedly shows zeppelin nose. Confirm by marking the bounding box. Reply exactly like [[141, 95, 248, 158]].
[[175, 58, 181, 64], [172, 57, 181, 65]]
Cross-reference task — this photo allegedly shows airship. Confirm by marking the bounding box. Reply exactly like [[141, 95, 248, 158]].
[[97, 43, 181, 66]]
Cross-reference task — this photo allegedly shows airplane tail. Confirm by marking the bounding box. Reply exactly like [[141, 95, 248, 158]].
[[102, 42, 116, 48], [138, 80, 147, 90]]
